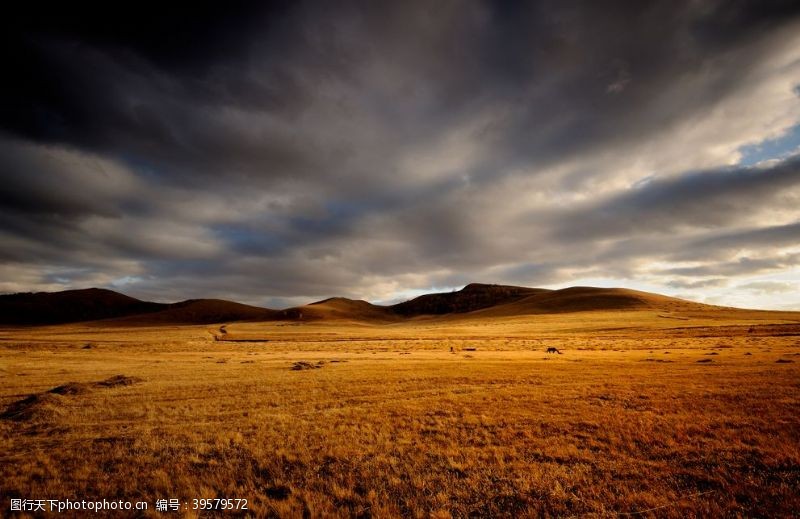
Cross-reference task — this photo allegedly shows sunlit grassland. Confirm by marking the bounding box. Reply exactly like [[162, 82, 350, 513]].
[[1, 311, 799, 517]]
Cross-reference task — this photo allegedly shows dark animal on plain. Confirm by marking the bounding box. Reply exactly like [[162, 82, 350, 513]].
[[546, 347, 562, 354]]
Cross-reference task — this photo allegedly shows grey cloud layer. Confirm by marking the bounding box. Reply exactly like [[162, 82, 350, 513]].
[[1, 1, 800, 304], [551, 155, 800, 241]]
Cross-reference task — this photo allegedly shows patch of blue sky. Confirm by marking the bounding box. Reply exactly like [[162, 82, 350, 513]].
[[117, 153, 163, 179], [212, 225, 286, 255], [738, 124, 800, 166], [43, 269, 91, 286], [110, 276, 143, 287]]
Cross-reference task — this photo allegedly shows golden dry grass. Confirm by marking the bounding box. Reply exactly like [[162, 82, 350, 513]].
[[1, 310, 799, 517]]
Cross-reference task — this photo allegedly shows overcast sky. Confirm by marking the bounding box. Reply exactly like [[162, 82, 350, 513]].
[[2, 1, 800, 309]]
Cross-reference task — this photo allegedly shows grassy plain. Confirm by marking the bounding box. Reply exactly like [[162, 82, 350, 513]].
[[1, 309, 799, 517]]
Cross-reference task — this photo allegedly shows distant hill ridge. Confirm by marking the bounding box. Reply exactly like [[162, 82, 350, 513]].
[[110, 298, 280, 324], [0, 288, 163, 325], [467, 286, 716, 317], [391, 283, 550, 316], [0, 283, 724, 325], [0, 289, 276, 325]]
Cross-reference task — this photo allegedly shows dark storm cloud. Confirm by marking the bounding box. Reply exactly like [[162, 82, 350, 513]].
[[3, 0, 797, 186], [1, 0, 800, 303]]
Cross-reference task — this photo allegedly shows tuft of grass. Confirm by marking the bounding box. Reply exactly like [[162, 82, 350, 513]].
[[291, 361, 324, 370]]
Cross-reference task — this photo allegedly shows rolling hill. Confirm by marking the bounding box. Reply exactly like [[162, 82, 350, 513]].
[[111, 299, 280, 324], [0, 289, 278, 325], [467, 286, 721, 317], [0, 288, 163, 325], [391, 283, 550, 316], [298, 297, 400, 322]]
